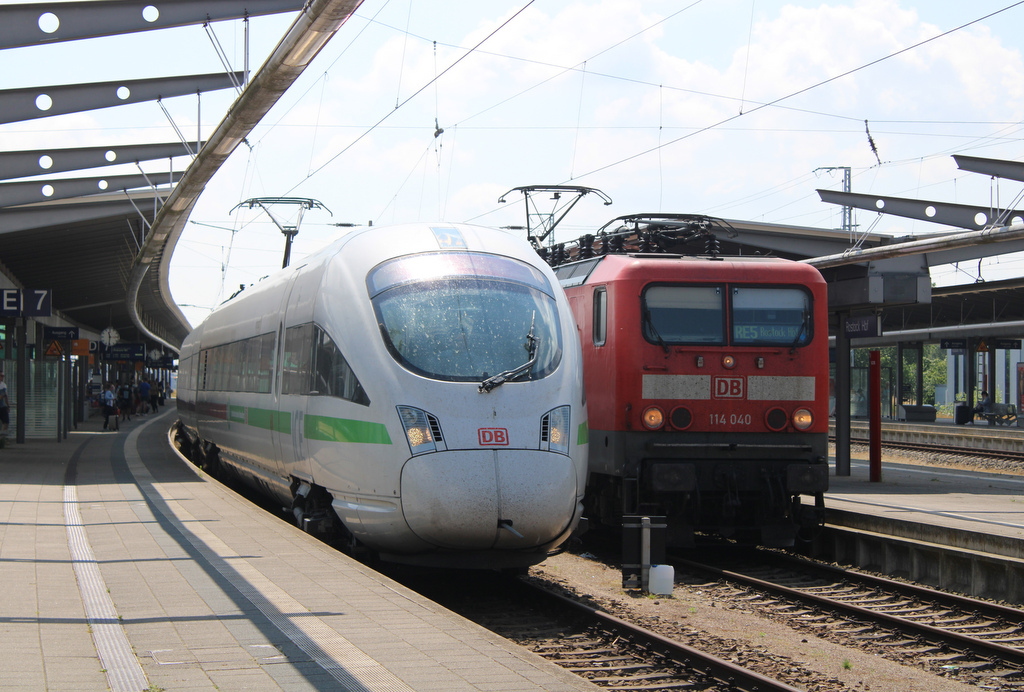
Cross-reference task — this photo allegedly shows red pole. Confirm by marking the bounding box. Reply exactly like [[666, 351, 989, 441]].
[[869, 350, 882, 482]]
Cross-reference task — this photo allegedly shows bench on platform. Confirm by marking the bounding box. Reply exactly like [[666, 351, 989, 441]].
[[898, 404, 937, 422], [978, 403, 1017, 426]]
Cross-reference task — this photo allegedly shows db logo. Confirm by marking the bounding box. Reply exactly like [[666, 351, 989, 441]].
[[478, 428, 509, 446], [713, 376, 745, 399]]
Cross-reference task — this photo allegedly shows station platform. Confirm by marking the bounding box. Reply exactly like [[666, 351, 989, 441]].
[[0, 409, 599, 692], [825, 454, 1024, 555]]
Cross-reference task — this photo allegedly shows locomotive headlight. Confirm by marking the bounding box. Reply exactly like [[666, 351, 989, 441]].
[[541, 405, 571, 454], [792, 408, 814, 430], [722, 354, 736, 369], [642, 406, 665, 430], [397, 406, 440, 456]]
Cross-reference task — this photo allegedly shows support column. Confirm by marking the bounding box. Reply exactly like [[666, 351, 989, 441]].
[[896, 342, 905, 416], [915, 344, 924, 405], [869, 350, 882, 482], [835, 311, 851, 477], [15, 318, 26, 444]]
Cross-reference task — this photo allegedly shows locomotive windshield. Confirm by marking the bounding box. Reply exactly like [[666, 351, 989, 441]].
[[642, 284, 812, 346], [368, 252, 563, 382], [644, 286, 724, 343], [731, 287, 812, 345]]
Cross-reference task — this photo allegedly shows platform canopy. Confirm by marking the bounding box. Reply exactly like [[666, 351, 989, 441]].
[[0, 0, 363, 353]]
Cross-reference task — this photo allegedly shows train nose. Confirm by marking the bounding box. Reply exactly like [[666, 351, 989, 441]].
[[400, 450, 578, 550]]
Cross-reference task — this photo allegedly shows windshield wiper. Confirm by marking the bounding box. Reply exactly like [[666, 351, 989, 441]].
[[479, 314, 539, 393], [789, 311, 810, 351], [643, 307, 669, 354]]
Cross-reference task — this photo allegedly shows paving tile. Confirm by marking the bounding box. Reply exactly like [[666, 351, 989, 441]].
[[0, 417, 600, 692]]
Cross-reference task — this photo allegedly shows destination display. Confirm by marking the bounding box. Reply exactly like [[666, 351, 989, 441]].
[[734, 324, 803, 341], [107, 342, 146, 361]]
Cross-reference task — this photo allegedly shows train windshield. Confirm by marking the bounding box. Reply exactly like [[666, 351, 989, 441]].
[[368, 253, 563, 382], [732, 287, 811, 345], [644, 285, 725, 344], [642, 284, 812, 346]]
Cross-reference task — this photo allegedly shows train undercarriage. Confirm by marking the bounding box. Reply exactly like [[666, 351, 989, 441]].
[[584, 460, 827, 548]]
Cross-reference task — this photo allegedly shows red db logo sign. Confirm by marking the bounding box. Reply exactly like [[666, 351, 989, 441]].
[[478, 428, 509, 446], [713, 376, 745, 399]]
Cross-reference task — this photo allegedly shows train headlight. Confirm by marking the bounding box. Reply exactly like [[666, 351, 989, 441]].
[[722, 354, 736, 369], [642, 406, 665, 430], [792, 408, 814, 430], [398, 406, 442, 456], [541, 406, 571, 455]]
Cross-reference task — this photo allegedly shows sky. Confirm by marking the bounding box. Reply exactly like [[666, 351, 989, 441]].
[[6, 0, 1024, 329]]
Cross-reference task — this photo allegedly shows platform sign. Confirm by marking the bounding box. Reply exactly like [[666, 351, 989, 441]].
[[941, 339, 967, 350], [108, 342, 146, 361], [44, 326, 79, 340], [994, 339, 1022, 350], [0, 289, 51, 317], [843, 314, 881, 338], [71, 339, 91, 356]]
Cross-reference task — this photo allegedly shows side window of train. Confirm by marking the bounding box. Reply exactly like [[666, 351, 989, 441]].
[[593, 287, 607, 346], [282, 324, 314, 395], [198, 334, 274, 393], [280, 323, 369, 404], [312, 325, 370, 406], [199, 349, 208, 390], [256, 332, 275, 393]]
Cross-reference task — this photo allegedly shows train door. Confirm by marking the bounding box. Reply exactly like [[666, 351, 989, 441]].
[[278, 322, 311, 478], [273, 266, 322, 482]]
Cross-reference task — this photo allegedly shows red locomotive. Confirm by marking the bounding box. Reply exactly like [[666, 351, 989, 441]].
[[544, 214, 829, 547]]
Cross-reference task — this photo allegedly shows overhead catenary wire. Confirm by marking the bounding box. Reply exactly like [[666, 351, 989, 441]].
[[244, 0, 1024, 233], [567, 1, 1024, 183], [284, 0, 539, 196]]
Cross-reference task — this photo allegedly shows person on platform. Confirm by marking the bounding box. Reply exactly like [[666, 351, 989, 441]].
[[0, 372, 9, 437], [102, 383, 117, 430], [972, 391, 993, 421], [118, 380, 133, 423], [138, 378, 151, 415], [150, 380, 160, 413]]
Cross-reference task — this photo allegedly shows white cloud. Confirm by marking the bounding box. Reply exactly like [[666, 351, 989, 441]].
[[160, 0, 1024, 325]]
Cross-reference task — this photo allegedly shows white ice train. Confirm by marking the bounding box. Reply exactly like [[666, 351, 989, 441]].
[[176, 222, 588, 569]]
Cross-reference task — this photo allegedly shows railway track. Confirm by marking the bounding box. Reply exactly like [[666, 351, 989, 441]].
[[844, 435, 1024, 462], [403, 569, 806, 692], [674, 549, 1024, 689]]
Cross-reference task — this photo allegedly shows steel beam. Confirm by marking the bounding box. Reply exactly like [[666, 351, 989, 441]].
[[0, 172, 182, 209], [128, 0, 366, 351], [0, 142, 197, 181], [954, 154, 1024, 183], [0, 72, 244, 124], [0, 1, 303, 49], [817, 189, 1024, 230], [805, 222, 1024, 270], [0, 195, 166, 235]]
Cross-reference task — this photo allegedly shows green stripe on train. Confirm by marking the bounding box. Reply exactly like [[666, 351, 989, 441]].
[[305, 414, 392, 445], [245, 407, 291, 433], [577, 420, 589, 446]]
